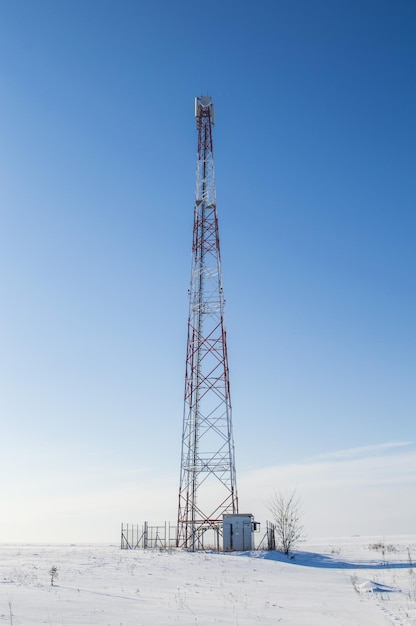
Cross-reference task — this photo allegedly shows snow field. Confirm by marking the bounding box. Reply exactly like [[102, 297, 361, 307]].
[[1, 536, 415, 625]]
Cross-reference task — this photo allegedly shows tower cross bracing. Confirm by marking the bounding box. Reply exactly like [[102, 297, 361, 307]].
[[177, 96, 238, 550]]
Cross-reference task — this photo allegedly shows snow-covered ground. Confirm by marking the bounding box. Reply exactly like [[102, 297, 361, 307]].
[[1, 536, 416, 625]]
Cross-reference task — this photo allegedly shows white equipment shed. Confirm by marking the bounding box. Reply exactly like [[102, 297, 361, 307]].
[[223, 514, 259, 551]]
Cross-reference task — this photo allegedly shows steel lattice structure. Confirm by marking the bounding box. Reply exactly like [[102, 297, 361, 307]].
[[177, 96, 238, 550]]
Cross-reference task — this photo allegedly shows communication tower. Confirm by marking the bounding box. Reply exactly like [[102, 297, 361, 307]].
[[177, 96, 238, 550]]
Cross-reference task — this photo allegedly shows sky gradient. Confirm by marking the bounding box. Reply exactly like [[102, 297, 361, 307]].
[[0, 0, 415, 542]]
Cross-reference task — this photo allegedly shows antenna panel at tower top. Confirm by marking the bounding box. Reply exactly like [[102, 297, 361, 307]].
[[194, 95, 215, 124]]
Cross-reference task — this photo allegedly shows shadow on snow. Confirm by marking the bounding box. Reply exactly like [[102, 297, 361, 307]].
[[246, 550, 413, 570]]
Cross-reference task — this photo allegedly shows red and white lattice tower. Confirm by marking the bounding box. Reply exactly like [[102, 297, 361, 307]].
[[177, 96, 238, 550]]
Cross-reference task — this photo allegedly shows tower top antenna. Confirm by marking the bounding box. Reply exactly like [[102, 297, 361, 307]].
[[198, 95, 212, 107], [194, 95, 215, 125]]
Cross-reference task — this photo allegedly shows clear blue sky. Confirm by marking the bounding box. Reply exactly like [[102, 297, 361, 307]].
[[0, 0, 415, 541]]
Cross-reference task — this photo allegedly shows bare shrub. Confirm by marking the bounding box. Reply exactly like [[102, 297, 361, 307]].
[[268, 490, 304, 556], [368, 542, 385, 552], [49, 565, 58, 586], [386, 544, 398, 553]]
